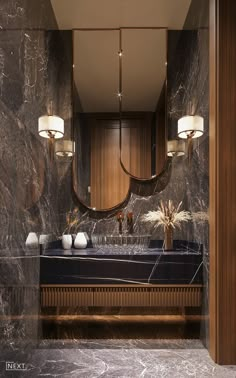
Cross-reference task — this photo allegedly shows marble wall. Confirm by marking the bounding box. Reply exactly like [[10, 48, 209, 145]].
[[0, 0, 209, 353], [0, 0, 73, 353]]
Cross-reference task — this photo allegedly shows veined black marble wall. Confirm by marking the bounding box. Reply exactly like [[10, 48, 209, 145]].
[[0, 0, 73, 357], [0, 0, 209, 356]]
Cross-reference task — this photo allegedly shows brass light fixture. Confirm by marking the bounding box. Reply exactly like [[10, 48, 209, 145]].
[[55, 140, 75, 157], [177, 114, 204, 140], [177, 102, 204, 163], [38, 102, 64, 139], [167, 139, 185, 157]]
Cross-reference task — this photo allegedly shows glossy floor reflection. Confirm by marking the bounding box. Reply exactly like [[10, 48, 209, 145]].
[[1, 340, 236, 377], [40, 313, 201, 340]]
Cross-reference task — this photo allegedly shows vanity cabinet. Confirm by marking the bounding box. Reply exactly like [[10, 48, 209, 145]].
[[40, 246, 203, 310]]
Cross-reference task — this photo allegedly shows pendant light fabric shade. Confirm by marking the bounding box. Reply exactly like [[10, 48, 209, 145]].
[[167, 140, 185, 157], [55, 140, 75, 157], [38, 115, 64, 139], [177, 115, 204, 139]]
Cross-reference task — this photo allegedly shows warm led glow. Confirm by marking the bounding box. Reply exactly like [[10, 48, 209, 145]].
[[178, 115, 204, 139], [38, 115, 64, 139], [118, 50, 123, 57], [117, 92, 122, 98], [167, 140, 185, 157], [55, 140, 75, 157]]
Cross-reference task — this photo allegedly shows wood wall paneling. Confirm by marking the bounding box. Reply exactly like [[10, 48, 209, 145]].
[[121, 117, 152, 178], [91, 119, 130, 209], [210, 0, 236, 364]]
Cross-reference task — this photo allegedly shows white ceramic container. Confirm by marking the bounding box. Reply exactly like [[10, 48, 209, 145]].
[[74, 232, 87, 249], [62, 234, 72, 250], [25, 232, 39, 248]]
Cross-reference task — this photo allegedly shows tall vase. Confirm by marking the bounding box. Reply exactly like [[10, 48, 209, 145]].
[[164, 226, 173, 250]]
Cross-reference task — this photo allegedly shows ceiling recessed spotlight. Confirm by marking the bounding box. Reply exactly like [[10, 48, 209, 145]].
[[118, 50, 123, 57]]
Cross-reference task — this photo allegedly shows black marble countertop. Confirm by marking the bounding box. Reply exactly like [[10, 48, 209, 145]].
[[40, 244, 203, 285], [41, 247, 202, 256]]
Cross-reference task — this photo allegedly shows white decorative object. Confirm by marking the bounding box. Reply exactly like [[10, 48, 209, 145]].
[[25, 232, 39, 248], [55, 140, 75, 157], [38, 115, 64, 139], [167, 140, 185, 157], [74, 232, 87, 249], [39, 234, 50, 245], [62, 234, 72, 250], [178, 115, 204, 139]]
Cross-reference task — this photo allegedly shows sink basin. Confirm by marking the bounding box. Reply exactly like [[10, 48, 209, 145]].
[[91, 234, 151, 251]]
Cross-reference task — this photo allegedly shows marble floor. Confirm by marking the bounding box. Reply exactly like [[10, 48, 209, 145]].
[[1, 340, 236, 377]]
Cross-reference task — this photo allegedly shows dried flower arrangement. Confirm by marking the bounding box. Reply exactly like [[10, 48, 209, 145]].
[[64, 207, 80, 234], [142, 200, 191, 230], [191, 211, 209, 223], [142, 200, 191, 249]]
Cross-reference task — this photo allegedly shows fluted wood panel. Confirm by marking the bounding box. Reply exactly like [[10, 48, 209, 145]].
[[150, 287, 201, 307], [210, 0, 236, 364], [41, 286, 93, 307], [40, 285, 202, 308]]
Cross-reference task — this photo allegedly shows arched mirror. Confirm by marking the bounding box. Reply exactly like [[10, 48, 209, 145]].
[[72, 28, 167, 210], [120, 28, 167, 179], [73, 30, 130, 211]]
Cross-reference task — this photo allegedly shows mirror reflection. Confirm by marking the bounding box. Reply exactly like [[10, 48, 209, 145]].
[[73, 28, 167, 210], [120, 28, 167, 179], [73, 30, 130, 210]]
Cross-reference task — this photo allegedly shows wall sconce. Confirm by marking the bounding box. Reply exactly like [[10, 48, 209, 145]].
[[38, 115, 64, 139], [38, 102, 64, 139], [177, 115, 204, 140], [55, 140, 75, 157], [167, 140, 185, 157], [178, 113, 204, 164]]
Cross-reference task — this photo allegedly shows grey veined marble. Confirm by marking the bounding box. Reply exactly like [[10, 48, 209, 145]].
[[0, 340, 236, 377]]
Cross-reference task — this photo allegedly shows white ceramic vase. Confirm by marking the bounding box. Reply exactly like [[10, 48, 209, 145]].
[[74, 232, 87, 249], [62, 234, 72, 250], [25, 232, 39, 248]]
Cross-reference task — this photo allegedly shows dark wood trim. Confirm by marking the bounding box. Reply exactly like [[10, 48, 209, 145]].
[[40, 284, 203, 288]]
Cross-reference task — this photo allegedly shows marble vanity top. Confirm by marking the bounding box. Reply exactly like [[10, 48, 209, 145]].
[[42, 247, 202, 256], [40, 241, 203, 285]]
